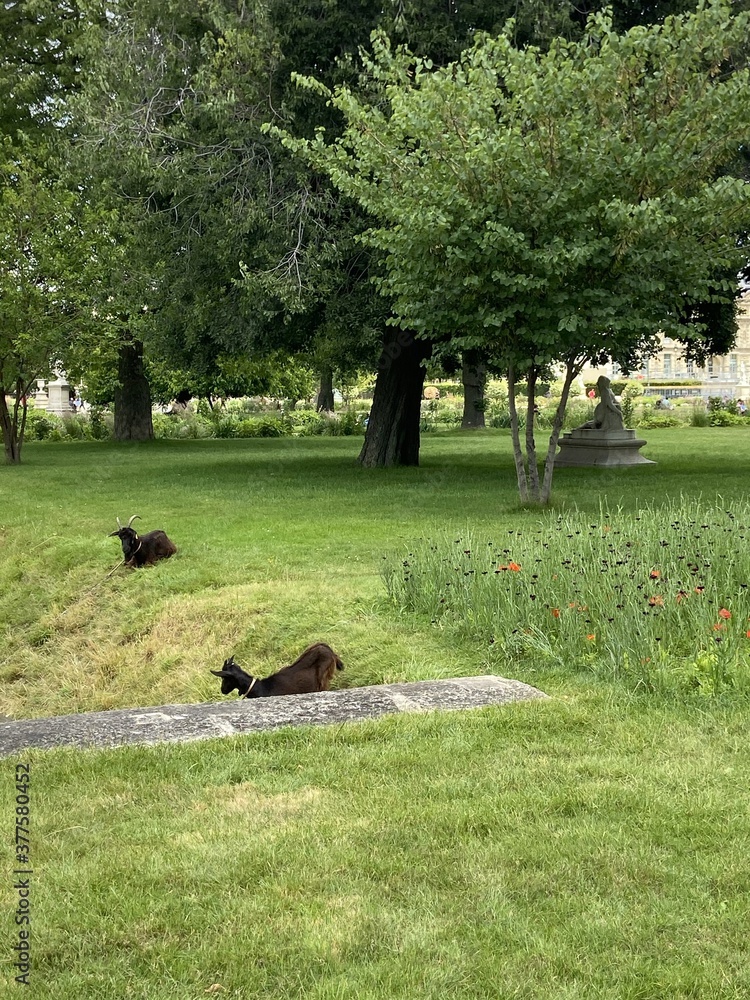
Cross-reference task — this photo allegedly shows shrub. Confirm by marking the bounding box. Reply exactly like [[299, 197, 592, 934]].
[[488, 410, 517, 428], [305, 410, 365, 436], [152, 412, 213, 439], [562, 400, 594, 429], [88, 406, 113, 440], [289, 409, 369, 436], [237, 416, 287, 437], [689, 405, 711, 427], [292, 411, 329, 436], [638, 412, 683, 429], [212, 416, 239, 438], [428, 381, 462, 397], [324, 410, 364, 436], [707, 396, 738, 414], [619, 381, 644, 425], [25, 408, 63, 441], [62, 415, 92, 440], [709, 409, 743, 427]]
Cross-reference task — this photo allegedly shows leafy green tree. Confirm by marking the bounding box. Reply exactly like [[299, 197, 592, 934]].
[[286, 3, 750, 500], [78, 1, 540, 455], [0, 0, 125, 459], [74, 2, 376, 413], [0, 0, 94, 141], [0, 145, 103, 462], [383, 0, 580, 59]]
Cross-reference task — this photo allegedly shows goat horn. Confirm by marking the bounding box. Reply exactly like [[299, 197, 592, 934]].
[[126, 515, 141, 528], [116, 517, 123, 529]]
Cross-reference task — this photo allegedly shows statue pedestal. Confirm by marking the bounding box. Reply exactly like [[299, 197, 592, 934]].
[[44, 375, 72, 418], [555, 428, 654, 467]]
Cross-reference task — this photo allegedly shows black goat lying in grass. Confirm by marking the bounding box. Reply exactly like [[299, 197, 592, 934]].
[[212, 643, 344, 699], [108, 515, 177, 568]]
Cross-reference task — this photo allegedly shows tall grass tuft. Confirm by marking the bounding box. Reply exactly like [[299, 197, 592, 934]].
[[383, 498, 750, 696]]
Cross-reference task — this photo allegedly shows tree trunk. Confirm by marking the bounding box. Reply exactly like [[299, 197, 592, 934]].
[[525, 368, 540, 500], [315, 366, 334, 412], [507, 363, 529, 502], [114, 339, 154, 441], [461, 351, 487, 428], [0, 379, 29, 464], [358, 329, 431, 467], [540, 359, 583, 504]]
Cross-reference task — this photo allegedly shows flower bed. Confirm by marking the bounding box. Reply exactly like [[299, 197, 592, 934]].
[[383, 499, 750, 696]]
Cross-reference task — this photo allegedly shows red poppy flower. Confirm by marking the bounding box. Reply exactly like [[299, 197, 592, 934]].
[[718, 608, 731, 620], [508, 561, 522, 572], [551, 608, 560, 619], [676, 590, 688, 603], [649, 570, 661, 579], [586, 633, 596, 641], [648, 595, 664, 607]]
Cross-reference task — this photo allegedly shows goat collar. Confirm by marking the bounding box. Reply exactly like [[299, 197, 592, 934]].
[[242, 677, 258, 699]]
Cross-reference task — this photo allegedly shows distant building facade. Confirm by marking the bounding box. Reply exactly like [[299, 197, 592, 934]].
[[581, 290, 750, 399]]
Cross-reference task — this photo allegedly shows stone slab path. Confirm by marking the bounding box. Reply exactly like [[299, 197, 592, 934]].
[[0, 675, 548, 757]]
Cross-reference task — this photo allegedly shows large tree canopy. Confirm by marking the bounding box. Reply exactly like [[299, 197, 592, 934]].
[[285, 1, 750, 500], [75, 4, 384, 362], [75, 0, 597, 458]]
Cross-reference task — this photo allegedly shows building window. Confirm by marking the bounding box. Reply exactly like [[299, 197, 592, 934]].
[[708, 358, 714, 376], [686, 360, 694, 376], [730, 354, 738, 376], [663, 355, 672, 377]]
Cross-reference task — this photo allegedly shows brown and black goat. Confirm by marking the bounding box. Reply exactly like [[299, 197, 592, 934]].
[[108, 515, 177, 568], [211, 643, 344, 699]]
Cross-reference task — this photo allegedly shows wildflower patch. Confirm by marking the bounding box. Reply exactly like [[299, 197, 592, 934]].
[[383, 499, 750, 696]]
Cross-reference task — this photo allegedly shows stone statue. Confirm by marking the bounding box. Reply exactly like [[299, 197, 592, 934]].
[[555, 372, 652, 466], [579, 375, 624, 432]]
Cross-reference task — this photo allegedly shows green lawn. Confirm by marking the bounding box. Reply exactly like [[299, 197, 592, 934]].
[[1, 429, 750, 997]]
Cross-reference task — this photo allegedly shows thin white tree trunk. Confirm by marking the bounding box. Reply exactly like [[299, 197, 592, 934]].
[[507, 362, 528, 502], [540, 359, 582, 504], [525, 368, 540, 501]]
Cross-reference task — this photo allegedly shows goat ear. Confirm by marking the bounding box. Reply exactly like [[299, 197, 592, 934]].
[[107, 529, 120, 537], [211, 669, 230, 678]]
